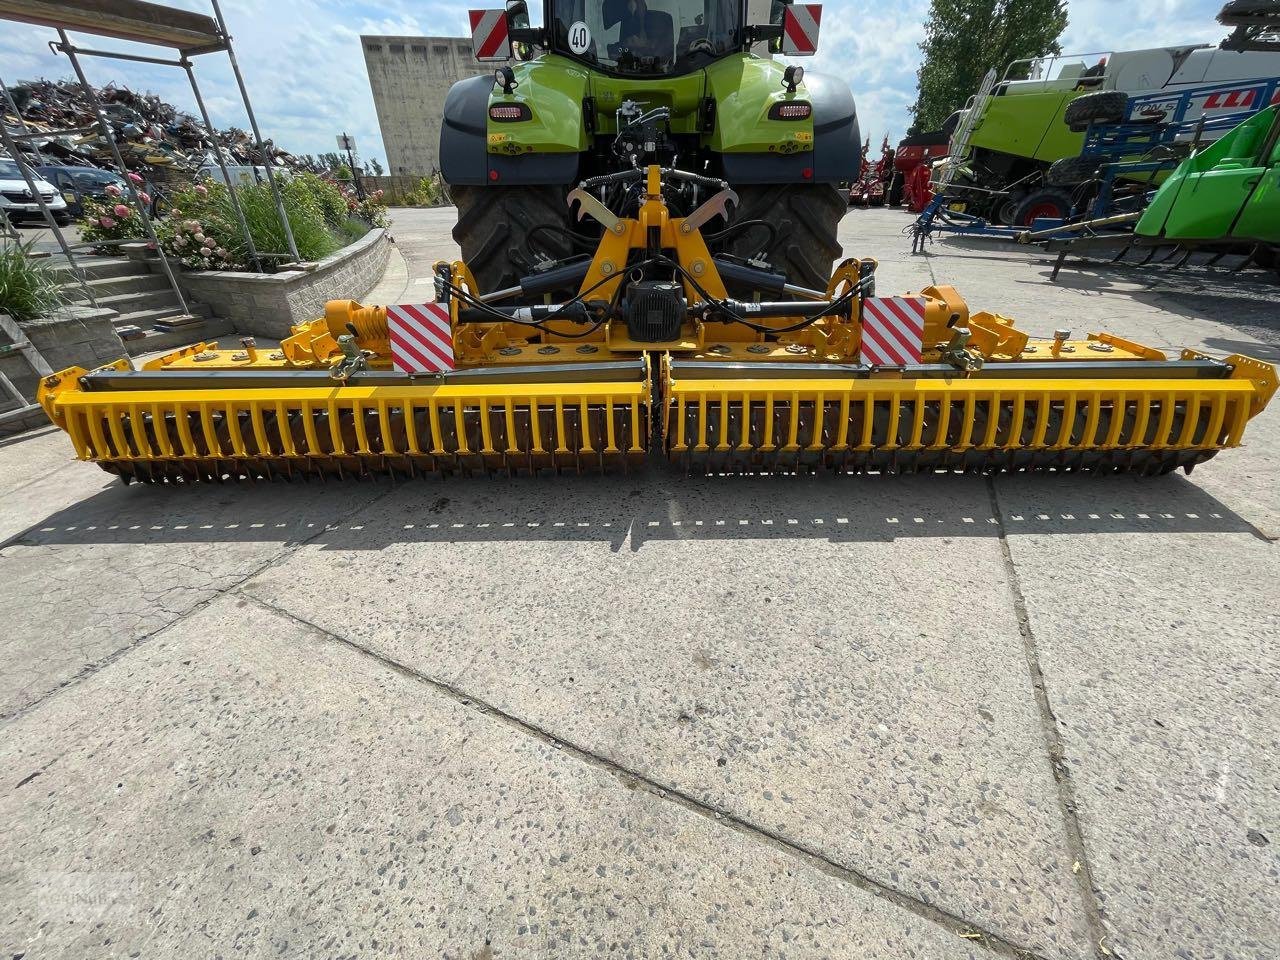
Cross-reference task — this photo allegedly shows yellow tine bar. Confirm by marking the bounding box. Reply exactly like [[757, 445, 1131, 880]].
[[783, 391, 801, 451], [327, 399, 344, 455], [504, 399, 520, 455], [1103, 393, 1126, 448], [604, 397, 619, 454], [579, 397, 595, 453], [377, 400, 398, 456], [833, 394, 851, 451], [955, 394, 977, 449], [224, 401, 247, 457], [1202, 395, 1228, 449], [127, 404, 152, 458], [673, 393, 687, 452], [735, 393, 753, 452], [1052, 392, 1076, 449], [199, 402, 221, 457], [884, 395, 901, 449], [554, 397, 569, 454], [906, 391, 927, 449], [531, 397, 547, 454], [479, 399, 496, 454], [1224, 397, 1250, 447], [695, 393, 709, 452], [761, 392, 776, 450], [249, 403, 269, 456], [175, 403, 196, 457], [87, 409, 110, 458], [1174, 395, 1201, 448], [807, 392, 826, 452], [1030, 394, 1052, 448], [428, 399, 447, 455], [716, 391, 731, 452], [276, 401, 297, 456], [1130, 392, 1152, 447], [1081, 395, 1101, 447], [352, 401, 373, 455], [980, 392, 1002, 448], [628, 396, 639, 452], [453, 400, 471, 454], [858, 394, 875, 450], [1008, 392, 1027, 448], [1152, 392, 1177, 449], [929, 393, 951, 449], [107, 407, 130, 458], [297, 401, 318, 456], [65, 409, 91, 459], [404, 400, 422, 454]]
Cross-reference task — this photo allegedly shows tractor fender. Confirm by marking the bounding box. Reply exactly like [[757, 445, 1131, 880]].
[[808, 70, 862, 183], [440, 74, 580, 186]]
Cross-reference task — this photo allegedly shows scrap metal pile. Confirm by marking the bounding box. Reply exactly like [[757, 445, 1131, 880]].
[[2, 77, 303, 178], [36, 166, 1279, 482]]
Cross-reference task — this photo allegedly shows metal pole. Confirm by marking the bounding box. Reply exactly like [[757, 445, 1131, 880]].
[[209, 0, 300, 262], [343, 134, 365, 200], [56, 30, 190, 316], [1, 77, 48, 166], [0, 103, 98, 307], [181, 56, 261, 271]]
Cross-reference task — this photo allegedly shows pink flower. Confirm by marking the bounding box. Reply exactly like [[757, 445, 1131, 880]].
[[373, 189, 384, 199], [215, 247, 227, 257], [113, 204, 130, 217], [194, 233, 207, 244], [139, 191, 151, 204], [202, 239, 216, 250], [98, 216, 117, 228], [194, 184, 208, 197], [127, 172, 143, 184], [104, 184, 121, 198]]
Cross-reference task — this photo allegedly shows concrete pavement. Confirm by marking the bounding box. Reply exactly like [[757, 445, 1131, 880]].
[[1, 206, 1276, 960]]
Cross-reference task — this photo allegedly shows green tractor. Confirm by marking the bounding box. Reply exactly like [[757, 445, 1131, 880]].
[[439, 0, 860, 295], [1135, 104, 1280, 269]]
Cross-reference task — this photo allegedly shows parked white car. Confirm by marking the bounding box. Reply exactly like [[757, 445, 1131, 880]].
[[0, 157, 71, 225]]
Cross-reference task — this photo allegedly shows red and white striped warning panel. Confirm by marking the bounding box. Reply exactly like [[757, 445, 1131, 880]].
[[781, 4, 822, 56], [469, 8, 510, 62], [860, 296, 926, 367], [388, 303, 456, 374]]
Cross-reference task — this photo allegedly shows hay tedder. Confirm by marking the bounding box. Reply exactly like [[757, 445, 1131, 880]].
[[36, 165, 1278, 481]]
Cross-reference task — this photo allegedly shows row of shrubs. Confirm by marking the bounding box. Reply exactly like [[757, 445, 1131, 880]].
[[79, 172, 390, 272]]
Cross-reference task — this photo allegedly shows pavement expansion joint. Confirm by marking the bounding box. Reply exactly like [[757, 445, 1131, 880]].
[[240, 591, 1056, 960], [0, 486, 399, 725], [986, 475, 1114, 960]]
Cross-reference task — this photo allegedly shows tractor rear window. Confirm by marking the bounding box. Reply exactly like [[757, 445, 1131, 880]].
[[551, 0, 741, 74]]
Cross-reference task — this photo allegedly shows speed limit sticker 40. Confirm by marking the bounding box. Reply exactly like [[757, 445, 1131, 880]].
[[568, 20, 591, 54]]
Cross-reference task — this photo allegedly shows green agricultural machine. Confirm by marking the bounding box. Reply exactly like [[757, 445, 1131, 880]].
[[1134, 104, 1280, 269], [440, 0, 860, 295]]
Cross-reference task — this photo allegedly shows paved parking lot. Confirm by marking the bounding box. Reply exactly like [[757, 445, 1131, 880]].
[[2, 207, 1277, 959]]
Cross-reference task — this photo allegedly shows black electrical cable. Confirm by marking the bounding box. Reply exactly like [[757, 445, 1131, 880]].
[[702, 218, 777, 249]]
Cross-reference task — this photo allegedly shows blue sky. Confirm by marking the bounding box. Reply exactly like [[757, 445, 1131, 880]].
[[0, 0, 1231, 167]]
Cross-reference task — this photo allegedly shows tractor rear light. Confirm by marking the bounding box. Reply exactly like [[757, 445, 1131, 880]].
[[802, 167, 813, 180], [488, 169, 500, 182], [769, 101, 812, 120], [489, 103, 532, 122]]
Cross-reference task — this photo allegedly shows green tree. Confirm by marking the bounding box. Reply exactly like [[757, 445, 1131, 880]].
[[911, 0, 1069, 132], [369, 157, 385, 176]]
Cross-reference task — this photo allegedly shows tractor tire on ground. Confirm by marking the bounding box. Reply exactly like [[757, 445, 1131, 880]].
[[1064, 91, 1129, 132], [1047, 154, 1104, 185], [1012, 188, 1074, 226], [450, 185, 580, 295], [721, 184, 845, 294]]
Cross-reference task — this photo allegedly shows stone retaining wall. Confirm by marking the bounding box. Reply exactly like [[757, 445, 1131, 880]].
[[0, 306, 127, 437], [170, 228, 391, 339]]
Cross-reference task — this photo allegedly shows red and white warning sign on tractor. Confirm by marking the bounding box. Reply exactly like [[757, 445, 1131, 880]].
[[781, 4, 821, 56], [388, 303, 456, 374], [859, 297, 926, 367], [469, 8, 510, 62]]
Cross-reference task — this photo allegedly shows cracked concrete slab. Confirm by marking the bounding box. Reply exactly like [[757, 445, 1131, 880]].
[[1, 594, 982, 959], [243, 472, 1094, 959], [0, 480, 382, 718], [993, 475, 1280, 960]]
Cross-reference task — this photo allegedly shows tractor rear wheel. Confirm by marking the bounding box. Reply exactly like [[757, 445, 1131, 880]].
[[450, 185, 582, 294], [1012, 188, 1075, 226], [1047, 154, 1104, 185], [720, 184, 846, 294]]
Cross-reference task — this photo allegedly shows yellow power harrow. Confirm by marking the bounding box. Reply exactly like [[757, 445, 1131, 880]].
[[38, 166, 1277, 482]]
